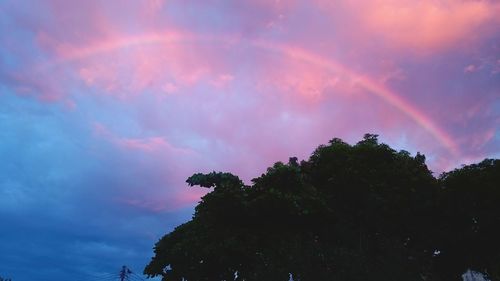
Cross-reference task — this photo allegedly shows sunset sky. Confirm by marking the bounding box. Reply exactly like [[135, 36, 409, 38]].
[[0, 0, 499, 280]]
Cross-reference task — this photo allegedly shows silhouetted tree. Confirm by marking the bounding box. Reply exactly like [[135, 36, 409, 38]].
[[145, 135, 499, 281], [433, 159, 500, 280]]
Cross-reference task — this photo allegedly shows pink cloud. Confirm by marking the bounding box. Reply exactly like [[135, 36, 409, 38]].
[[3, 0, 485, 163], [210, 74, 235, 88], [92, 122, 196, 156], [464, 64, 478, 73], [3, 0, 497, 188], [24, 28, 461, 161], [34, 31, 239, 99], [116, 137, 195, 156], [315, 0, 500, 54], [116, 188, 207, 213], [89, 122, 210, 212]]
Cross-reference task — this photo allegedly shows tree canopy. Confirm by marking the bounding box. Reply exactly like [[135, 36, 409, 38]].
[[144, 135, 500, 281]]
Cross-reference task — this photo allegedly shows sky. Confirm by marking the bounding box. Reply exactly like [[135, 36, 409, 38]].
[[0, 0, 499, 280]]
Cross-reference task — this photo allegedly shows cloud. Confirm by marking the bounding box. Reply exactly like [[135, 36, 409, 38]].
[[0, 92, 199, 280], [315, 0, 500, 54], [464, 64, 478, 73], [1, 0, 497, 183], [0, 1, 499, 280]]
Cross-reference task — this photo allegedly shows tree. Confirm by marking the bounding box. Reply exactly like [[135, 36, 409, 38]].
[[433, 159, 500, 280], [144, 135, 499, 281]]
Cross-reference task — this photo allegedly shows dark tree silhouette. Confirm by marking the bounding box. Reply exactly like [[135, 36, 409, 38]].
[[145, 135, 499, 281], [433, 159, 500, 280]]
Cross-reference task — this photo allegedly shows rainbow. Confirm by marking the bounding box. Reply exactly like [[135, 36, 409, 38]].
[[42, 32, 459, 155], [254, 40, 459, 155]]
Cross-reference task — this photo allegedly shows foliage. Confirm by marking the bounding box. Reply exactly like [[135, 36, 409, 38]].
[[145, 135, 499, 281], [433, 159, 500, 280]]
